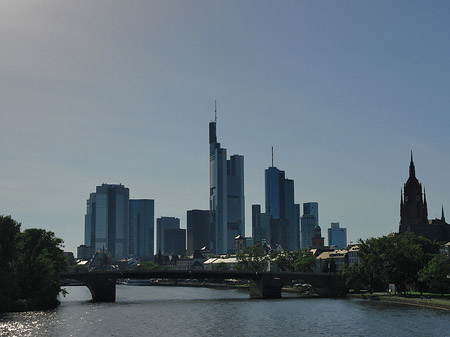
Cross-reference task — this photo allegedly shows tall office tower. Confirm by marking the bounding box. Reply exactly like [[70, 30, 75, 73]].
[[164, 228, 186, 256], [327, 222, 347, 249], [252, 204, 261, 242], [264, 164, 298, 250], [187, 209, 210, 256], [84, 184, 130, 258], [226, 154, 245, 253], [300, 202, 319, 249], [209, 111, 245, 254], [252, 204, 271, 246], [129, 199, 154, 257], [84, 193, 96, 249], [156, 217, 180, 255]]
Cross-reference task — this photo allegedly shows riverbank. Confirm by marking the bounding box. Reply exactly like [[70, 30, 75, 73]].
[[348, 292, 450, 311]]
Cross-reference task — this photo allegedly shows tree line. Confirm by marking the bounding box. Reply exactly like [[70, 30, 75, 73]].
[[342, 232, 450, 296], [0, 215, 68, 312]]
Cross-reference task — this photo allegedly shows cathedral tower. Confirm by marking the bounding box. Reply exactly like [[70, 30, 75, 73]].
[[399, 152, 428, 233]]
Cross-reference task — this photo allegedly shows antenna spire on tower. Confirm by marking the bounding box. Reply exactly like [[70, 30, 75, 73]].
[[272, 146, 274, 167], [214, 100, 217, 123]]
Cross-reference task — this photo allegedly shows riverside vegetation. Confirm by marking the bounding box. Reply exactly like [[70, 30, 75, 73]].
[[0, 215, 67, 312], [342, 232, 450, 296]]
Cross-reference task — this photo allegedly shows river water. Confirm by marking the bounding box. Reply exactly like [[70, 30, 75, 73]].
[[1, 285, 449, 336]]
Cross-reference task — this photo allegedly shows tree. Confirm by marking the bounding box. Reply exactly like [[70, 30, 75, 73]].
[[234, 246, 269, 272], [293, 250, 317, 272], [132, 261, 161, 271], [212, 262, 229, 271], [418, 254, 450, 296], [341, 263, 363, 292], [0, 216, 21, 312], [15, 228, 68, 310]]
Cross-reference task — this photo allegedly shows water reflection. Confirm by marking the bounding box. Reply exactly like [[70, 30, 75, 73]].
[[1, 286, 449, 337]]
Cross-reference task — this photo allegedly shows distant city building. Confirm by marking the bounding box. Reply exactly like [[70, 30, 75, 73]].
[[209, 112, 245, 254], [399, 153, 450, 243], [270, 218, 290, 250], [327, 222, 347, 249], [156, 217, 180, 255], [234, 234, 246, 253], [252, 205, 271, 246], [311, 225, 325, 249], [84, 184, 130, 258], [129, 199, 154, 257], [300, 202, 319, 249], [265, 163, 299, 251], [77, 244, 94, 260], [164, 228, 186, 256], [226, 155, 245, 254], [186, 209, 210, 256]]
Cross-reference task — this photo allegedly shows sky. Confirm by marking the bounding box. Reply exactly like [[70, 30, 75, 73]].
[[1, 1, 450, 254]]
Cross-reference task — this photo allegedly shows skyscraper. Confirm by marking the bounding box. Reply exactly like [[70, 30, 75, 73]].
[[209, 110, 245, 254], [186, 209, 210, 256], [226, 154, 245, 253], [300, 202, 319, 249], [327, 222, 347, 248], [129, 199, 154, 257], [252, 204, 271, 246], [156, 217, 180, 255], [264, 164, 298, 251], [84, 183, 130, 258], [164, 228, 186, 256]]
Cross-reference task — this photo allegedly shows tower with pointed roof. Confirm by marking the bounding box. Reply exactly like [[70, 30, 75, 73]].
[[400, 152, 428, 233]]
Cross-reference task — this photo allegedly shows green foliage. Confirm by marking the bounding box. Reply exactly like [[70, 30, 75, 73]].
[[357, 233, 440, 294], [234, 246, 269, 272], [274, 249, 316, 272], [418, 254, 450, 296], [0, 216, 68, 312], [341, 263, 363, 291], [132, 261, 161, 271], [212, 262, 229, 271], [0, 216, 21, 312]]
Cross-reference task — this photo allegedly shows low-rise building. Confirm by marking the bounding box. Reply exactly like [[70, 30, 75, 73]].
[[316, 249, 348, 273], [348, 245, 360, 265]]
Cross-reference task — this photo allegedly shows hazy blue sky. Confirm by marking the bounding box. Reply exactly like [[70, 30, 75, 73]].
[[1, 1, 450, 254]]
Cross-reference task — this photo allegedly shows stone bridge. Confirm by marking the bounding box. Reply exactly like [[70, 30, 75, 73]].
[[59, 270, 346, 302]]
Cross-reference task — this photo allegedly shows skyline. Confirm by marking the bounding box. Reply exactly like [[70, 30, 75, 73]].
[[2, 1, 450, 254]]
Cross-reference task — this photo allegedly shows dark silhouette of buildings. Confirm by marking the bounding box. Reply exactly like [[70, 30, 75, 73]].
[[187, 209, 210, 256], [399, 153, 450, 243]]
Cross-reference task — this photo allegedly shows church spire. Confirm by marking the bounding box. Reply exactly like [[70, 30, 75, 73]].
[[442, 204, 446, 223], [409, 151, 416, 178]]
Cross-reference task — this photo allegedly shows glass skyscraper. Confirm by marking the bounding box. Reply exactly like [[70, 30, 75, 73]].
[[327, 222, 347, 249], [300, 202, 319, 249], [129, 199, 154, 257], [264, 166, 299, 251], [156, 217, 180, 255], [84, 183, 130, 258], [209, 117, 245, 254]]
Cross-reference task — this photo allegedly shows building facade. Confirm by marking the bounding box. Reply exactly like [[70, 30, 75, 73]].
[[187, 209, 210, 256], [129, 199, 154, 257], [300, 202, 319, 249], [84, 183, 130, 258], [327, 222, 347, 249], [164, 228, 186, 256], [209, 117, 245, 254], [156, 217, 180, 255], [264, 165, 299, 251], [399, 153, 450, 242]]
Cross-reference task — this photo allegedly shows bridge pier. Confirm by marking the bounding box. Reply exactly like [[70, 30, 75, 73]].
[[249, 276, 283, 299], [85, 274, 116, 302]]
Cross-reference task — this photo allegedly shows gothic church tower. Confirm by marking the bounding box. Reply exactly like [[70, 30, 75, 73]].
[[399, 152, 428, 233]]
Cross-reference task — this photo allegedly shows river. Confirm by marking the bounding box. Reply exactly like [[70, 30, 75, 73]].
[[1, 285, 449, 336]]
